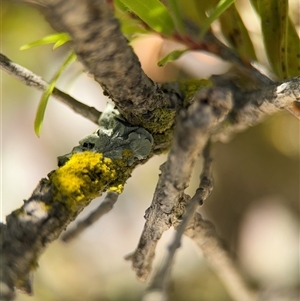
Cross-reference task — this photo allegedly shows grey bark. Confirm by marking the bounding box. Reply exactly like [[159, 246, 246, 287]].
[[1, 1, 299, 300]]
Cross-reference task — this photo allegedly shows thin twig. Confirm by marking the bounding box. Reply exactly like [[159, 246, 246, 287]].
[[0, 52, 101, 124], [61, 192, 119, 242], [128, 88, 232, 280], [185, 215, 258, 301], [143, 143, 213, 300]]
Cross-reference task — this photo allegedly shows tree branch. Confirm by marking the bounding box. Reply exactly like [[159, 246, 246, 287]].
[[0, 52, 101, 124], [3, 2, 299, 301], [128, 87, 232, 280], [212, 76, 300, 141], [28, 0, 182, 133], [0, 107, 153, 300], [143, 142, 213, 300]]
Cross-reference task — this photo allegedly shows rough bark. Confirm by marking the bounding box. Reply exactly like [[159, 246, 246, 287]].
[[1, 1, 299, 300]]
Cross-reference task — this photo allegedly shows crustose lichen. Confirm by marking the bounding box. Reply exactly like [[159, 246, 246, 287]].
[[50, 151, 127, 212]]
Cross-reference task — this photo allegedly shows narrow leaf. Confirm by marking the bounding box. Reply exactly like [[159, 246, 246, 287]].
[[250, 0, 299, 79], [53, 35, 72, 49], [20, 33, 71, 50], [257, 0, 288, 78], [166, 0, 185, 35], [34, 52, 76, 136], [119, 0, 175, 36], [114, 3, 150, 39], [114, 0, 128, 12], [286, 20, 300, 78], [219, 4, 257, 61], [176, 0, 218, 30], [157, 49, 188, 67], [200, 0, 236, 38]]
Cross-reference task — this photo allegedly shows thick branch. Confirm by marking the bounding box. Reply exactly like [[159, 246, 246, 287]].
[[144, 143, 213, 299], [128, 88, 232, 280], [0, 53, 100, 124], [0, 109, 152, 300], [0, 179, 72, 300], [213, 76, 300, 141], [29, 0, 181, 132]]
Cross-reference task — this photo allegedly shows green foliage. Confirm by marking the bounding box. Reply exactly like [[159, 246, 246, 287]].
[[199, 0, 236, 38], [219, 4, 257, 60], [250, 0, 300, 79], [157, 49, 188, 67], [175, 0, 214, 29], [165, 0, 185, 35], [114, 0, 150, 38], [114, 0, 299, 79], [117, 0, 175, 36], [34, 52, 76, 136], [20, 33, 71, 50], [21, 32, 75, 136], [20, 0, 300, 137]]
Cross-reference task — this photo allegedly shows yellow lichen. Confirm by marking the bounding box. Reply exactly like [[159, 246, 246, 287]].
[[50, 152, 121, 212], [108, 184, 124, 194], [49, 150, 138, 212]]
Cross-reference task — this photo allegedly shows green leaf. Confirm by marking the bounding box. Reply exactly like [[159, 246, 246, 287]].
[[114, 0, 128, 12], [285, 19, 300, 78], [176, 0, 217, 29], [219, 4, 257, 61], [20, 33, 71, 50], [119, 0, 175, 36], [257, 0, 288, 78], [157, 49, 188, 67], [199, 0, 236, 38], [250, 0, 299, 79], [114, 3, 150, 39], [165, 0, 185, 35], [120, 21, 150, 38], [53, 35, 71, 49], [34, 52, 76, 136]]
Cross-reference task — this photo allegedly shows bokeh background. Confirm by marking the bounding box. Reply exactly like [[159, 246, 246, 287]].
[[1, 1, 299, 300]]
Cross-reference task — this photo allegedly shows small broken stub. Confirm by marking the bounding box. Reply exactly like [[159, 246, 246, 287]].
[[58, 104, 154, 167]]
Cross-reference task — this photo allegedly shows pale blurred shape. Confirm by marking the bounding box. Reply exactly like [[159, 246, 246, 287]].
[[266, 113, 300, 159], [238, 199, 299, 288], [131, 34, 230, 82]]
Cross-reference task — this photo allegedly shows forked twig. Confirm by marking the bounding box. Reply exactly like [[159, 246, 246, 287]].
[[129, 88, 232, 280], [143, 143, 213, 300]]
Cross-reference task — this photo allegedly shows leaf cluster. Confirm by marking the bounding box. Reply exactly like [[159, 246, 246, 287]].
[[21, 0, 299, 135]]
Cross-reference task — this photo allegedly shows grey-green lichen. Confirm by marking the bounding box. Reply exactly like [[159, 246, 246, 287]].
[[58, 104, 153, 167], [53, 104, 154, 213]]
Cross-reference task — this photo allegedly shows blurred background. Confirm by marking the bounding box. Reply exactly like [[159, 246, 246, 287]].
[[1, 1, 299, 300]]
